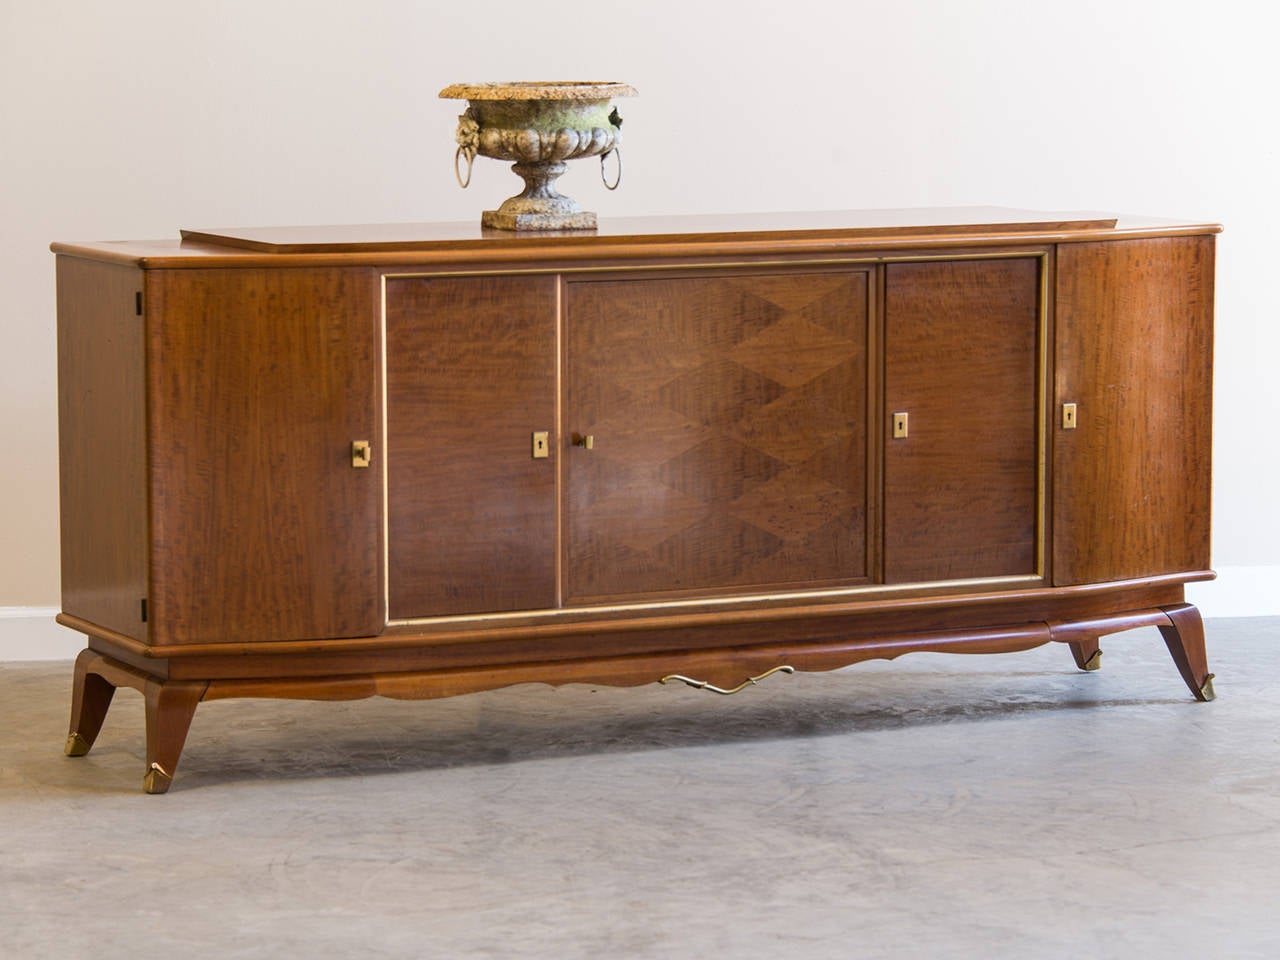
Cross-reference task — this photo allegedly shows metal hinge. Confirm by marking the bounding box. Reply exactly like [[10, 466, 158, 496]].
[[140, 598, 148, 622], [135, 291, 143, 316]]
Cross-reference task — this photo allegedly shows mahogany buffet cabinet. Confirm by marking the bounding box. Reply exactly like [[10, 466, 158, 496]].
[[53, 208, 1219, 792]]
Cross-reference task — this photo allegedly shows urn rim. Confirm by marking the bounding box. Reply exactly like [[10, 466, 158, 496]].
[[439, 81, 638, 101]]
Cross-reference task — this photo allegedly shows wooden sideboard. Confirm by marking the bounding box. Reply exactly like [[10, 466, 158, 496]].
[[52, 208, 1219, 793]]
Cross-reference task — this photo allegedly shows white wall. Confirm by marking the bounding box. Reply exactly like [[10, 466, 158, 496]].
[[2, 0, 1275, 657]]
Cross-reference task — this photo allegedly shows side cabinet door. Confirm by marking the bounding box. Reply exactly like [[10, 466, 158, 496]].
[[1053, 237, 1214, 585], [385, 275, 557, 618], [147, 267, 383, 645], [884, 258, 1041, 583], [565, 270, 872, 603]]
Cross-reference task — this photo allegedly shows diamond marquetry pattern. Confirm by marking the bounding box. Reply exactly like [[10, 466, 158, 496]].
[[566, 272, 870, 602], [730, 313, 861, 388]]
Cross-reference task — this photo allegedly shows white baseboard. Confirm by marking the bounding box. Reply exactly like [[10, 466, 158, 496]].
[[1186, 565, 1280, 618], [0, 571, 1273, 662], [0, 607, 84, 662]]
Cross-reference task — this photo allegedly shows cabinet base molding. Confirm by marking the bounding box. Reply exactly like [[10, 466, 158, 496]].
[[63, 598, 1213, 793]]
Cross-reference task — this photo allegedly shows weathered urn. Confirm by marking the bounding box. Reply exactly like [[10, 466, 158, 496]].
[[440, 81, 637, 230]]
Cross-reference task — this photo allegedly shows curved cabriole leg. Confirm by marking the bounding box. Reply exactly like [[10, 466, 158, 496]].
[[142, 678, 208, 794], [1068, 636, 1103, 672], [1158, 603, 1215, 702], [66, 649, 118, 757]]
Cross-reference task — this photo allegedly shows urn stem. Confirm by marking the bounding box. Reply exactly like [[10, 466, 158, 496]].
[[512, 161, 569, 202]]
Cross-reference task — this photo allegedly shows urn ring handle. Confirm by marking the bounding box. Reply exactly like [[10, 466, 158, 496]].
[[454, 145, 475, 189], [601, 147, 622, 191]]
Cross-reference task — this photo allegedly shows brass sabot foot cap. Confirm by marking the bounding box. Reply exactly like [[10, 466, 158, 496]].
[[1083, 649, 1103, 672], [143, 762, 173, 795], [64, 732, 91, 757], [1198, 674, 1217, 702]]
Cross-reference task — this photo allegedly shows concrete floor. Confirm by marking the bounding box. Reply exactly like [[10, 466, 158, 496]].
[[2, 618, 1278, 959]]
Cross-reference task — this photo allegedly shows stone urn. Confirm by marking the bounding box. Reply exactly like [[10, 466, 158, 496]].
[[439, 81, 637, 230]]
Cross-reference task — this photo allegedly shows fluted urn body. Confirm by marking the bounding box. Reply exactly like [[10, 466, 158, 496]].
[[440, 81, 637, 230]]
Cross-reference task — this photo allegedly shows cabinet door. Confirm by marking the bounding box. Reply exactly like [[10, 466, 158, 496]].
[[1053, 237, 1213, 585], [386, 275, 557, 618], [884, 258, 1040, 583], [565, 270, 871, 603], [147, 267, 382, 645]]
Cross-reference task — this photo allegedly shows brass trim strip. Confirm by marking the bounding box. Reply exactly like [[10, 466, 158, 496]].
[[1035, 252, 1050, 580], [870, 263, 886, 583], [380, 248, 1054, 628], [386, 575, 1047, 628], [880, 251, 1049, 585], [380, 274, 391, 623], [379, 248, 1054, 282], [554, 275, 565, 609]]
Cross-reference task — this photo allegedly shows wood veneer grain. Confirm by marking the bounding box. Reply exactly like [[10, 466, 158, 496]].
[[146, 267, 383, 644], [56, 257, 149, 640], [565, 270, 872, 601], [1054, 236, 1214, 585], [884, 258, 1040, 582], [385, 275, 558, 617]]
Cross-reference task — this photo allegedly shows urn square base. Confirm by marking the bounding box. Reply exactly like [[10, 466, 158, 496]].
[[482, 209, 598, 231]]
